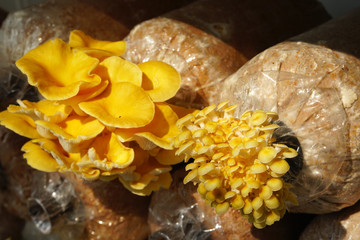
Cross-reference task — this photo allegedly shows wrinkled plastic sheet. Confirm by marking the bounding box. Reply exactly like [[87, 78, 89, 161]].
[[148, 170, 218, 240]]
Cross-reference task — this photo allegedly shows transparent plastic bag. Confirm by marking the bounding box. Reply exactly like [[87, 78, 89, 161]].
[[63, 173, 151, 240], [0, 121, 35, 221], [161, 0, 330, 58], [124, 17, 247, 109], [148, 169, 315, 240], [147, 169, 219, 240], [123, 0, 330, 109], [26, 172, 86, 239], [0, 128, 86, 239], [212, 41, 360, 214], [300, 201, 360, 240], [0, 0, 129, 66]]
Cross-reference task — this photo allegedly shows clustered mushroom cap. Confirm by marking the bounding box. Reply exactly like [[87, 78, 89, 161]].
[[173, 102, 298, 228], [16, 37, 102, 100], [0, 30, 190, 196]]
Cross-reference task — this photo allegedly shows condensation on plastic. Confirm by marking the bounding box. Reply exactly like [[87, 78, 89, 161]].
[[123, 17, 248, 109], [148, 169, 220, 240], [0, 65, 38, 221], [300, 201, 360, 240], [27, 172, 86, 239], [210, 41, 360, 214], [0, 0, 129, 66]]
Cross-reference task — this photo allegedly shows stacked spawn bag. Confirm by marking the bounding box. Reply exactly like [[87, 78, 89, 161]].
[[0, 1, 195, 239], [147, 9, 360, 238], [61, 172, 151, 240], [0, 129, 34, 239], [0, 8, 35, 240], [0, 0, 198, 67], [148, 168, 315, 240], [295, 9, 360, 240], [0, 0, 331, 239], [160, 0, 330, 59], [0, 1, 128, 238], [300, 201, 360, 240], [211, 8, 360, 217], [121, 0, 331, 238], [0, 0, 129, 67], [124, 0, 330, 108]]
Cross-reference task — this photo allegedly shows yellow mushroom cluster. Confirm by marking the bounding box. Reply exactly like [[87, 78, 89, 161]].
[[0, 30, 190, 196], [173, 102, 298, 228]]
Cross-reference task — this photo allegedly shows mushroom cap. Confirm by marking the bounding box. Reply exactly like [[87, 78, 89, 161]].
[[16, 38, 101, 100], [79, 82, 155, 128]]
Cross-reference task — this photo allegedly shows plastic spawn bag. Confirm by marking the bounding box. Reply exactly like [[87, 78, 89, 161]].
[[144, 9, 360, 236], [0, 0, 201, 69], [24, 172, 86, 240], [0, 63, 86, 239], [62, 173, 151, 240], [148, 169, 217, 240], [0, 0, 130, 67], [210, 41, 360, 214], [148, 169, 315, 240], [146, 42, 360, 238], [160, 0, 330, 59], [124, 17, 247, 109], [124, 0, 330, 109], [0, 0, 338, 239], [0, 67, 39, 221], [300, 200, 360, 240]]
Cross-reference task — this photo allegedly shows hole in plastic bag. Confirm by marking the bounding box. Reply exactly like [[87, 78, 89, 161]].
[[273, 120, 304, 183]]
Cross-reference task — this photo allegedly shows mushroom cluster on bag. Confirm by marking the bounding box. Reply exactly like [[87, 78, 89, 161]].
[[0, 30, 191, 196], [300, 200, 360, 240], [4, 0, 356, 239], [211, 37, 360, 215]]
